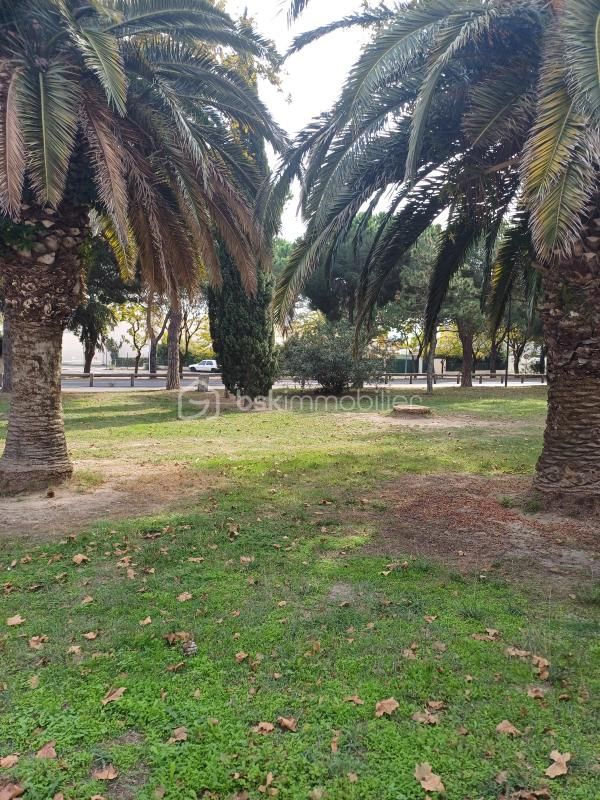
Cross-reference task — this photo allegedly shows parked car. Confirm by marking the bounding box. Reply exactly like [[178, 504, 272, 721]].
[[189, 359, 220, 373]]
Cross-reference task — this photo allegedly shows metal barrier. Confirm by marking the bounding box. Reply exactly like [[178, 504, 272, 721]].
[[59, 371, 222, 389], [1, 371, 548, 391]]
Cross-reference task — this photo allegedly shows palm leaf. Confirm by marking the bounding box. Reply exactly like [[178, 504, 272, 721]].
[[81, 88, 129, 245], [0, 66, 25, 217], [19, 62, 80, 208], [288, 8, 396, 55], [563, 0, 600, 124], [488, 211, 533, 331], [75, 27, 127, 114], [521, 47, 588, 200]]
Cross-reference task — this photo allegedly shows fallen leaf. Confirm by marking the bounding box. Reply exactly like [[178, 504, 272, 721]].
[[0, 755, 19, 769], [505, 646, 531, 659], [36, 741, 57, 759], [188, 557, 204, 563], [6, 616, 24, 627], [545, 750, 571, 779], [72, 554, 89, 565], [252, 721, 275, 735], [92, 765, 119, 781], [277, 716, 298, 732], [154, 787, 166, 799], [309, 789, 325, 800], [495, 770, 509, 784], [167, 726, 188, 744], [67, 645, 82, 655], [235, 651, 249, 663], [81, 595, 94, 605], [496, 720, 521, 737], [29, 675, 39, 689], [139, 617, 152, 626], [101, 686, 126, 706], [472, 628, 500, 641], [347, 772, 358, 783], [28, 635, 48, 650], [427, 700, 445, 711], [414, 763, 445, 793], [527, 687, 546, 699], [177, 592, 192, 602], [0, 783, 25, 800], [532, 654, 550, 680], [375, 697, 399, 717], [344, 695, 364, 706], [164, 631, 191, 645], [83, 631, 98, 640], [330, 732, 340, 753], [412, 711, 439, 725]]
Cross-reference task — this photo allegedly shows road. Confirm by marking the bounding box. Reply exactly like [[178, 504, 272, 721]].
[[59, 372, 547, 392]]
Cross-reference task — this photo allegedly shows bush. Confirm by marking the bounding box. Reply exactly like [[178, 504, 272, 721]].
[[281, 321, 381, 394]]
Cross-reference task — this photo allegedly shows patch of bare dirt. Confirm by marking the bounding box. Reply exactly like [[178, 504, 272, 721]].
[[360, 473, 600, 593], [0, 459, 223, 542], [341, 411, 519, 430]]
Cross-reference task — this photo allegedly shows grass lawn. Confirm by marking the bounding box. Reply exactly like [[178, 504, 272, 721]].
[[0, 389, 598, 800]]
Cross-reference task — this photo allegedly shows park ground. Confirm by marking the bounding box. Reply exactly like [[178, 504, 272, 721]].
[[0, 388, 598, 800]]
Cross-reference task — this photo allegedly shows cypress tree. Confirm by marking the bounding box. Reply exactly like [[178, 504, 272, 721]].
[[208, 244, 277, 400]]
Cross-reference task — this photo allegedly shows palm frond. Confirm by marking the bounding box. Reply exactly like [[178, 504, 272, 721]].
[[563, 0, 600, 124], [288, 8, 395, 55], [74, 27, 127, 114], [287, 0, 311, 25], [488, 210, 533, 331], [521, 47, 587, 200], [0, 66, 25, 217], [81, 88, 129, 245], [19, 62, 80, 208]]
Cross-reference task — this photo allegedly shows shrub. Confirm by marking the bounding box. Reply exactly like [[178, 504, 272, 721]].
[[281, 321, 381, 394]]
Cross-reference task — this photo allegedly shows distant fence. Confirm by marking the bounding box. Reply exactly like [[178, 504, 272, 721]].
[[0, 370, 548, 391]]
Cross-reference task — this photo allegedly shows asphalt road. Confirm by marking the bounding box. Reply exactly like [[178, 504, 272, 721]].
[[60, 374, 546, 392]]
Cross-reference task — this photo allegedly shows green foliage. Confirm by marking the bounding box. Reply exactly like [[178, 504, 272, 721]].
[[282, 321, 381, 394], [68, 236, 139, 368], [208, 245, 277, 400], [268, 0, 600, 346], [0, 0, 284, 295]]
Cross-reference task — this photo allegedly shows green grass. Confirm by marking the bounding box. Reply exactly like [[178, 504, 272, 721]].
[[1, 388, 599, 799]]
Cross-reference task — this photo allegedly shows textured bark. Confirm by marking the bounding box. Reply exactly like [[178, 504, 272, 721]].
[[0, 204, 87, 494], [1, 310, 12, 392], [166, 297, 182, 390], [457, 323, 474, 388], [489, 338, 498, 378], [83, 342, 95, 375], [426, 335, 437, 395], [535, 210, 600, 497]]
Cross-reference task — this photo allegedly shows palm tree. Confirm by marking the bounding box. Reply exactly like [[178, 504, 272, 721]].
[[269, 0, 600, 501], [0, 0, 285, 493]]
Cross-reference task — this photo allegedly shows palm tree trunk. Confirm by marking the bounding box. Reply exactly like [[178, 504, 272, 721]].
[[535, 234, 600, 497], [1, 311, 12, 392], [166, 296, 182, 390], [0, 205, 87, 494]]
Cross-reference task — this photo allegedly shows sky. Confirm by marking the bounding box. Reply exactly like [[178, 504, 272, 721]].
[[226, 0, 368, 239]]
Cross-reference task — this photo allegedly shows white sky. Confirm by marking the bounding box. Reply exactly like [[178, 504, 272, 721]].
[[226, 0, 368, 239]]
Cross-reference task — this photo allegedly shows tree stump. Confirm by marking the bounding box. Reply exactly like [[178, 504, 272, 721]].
[[391, 405, 432, 417]]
